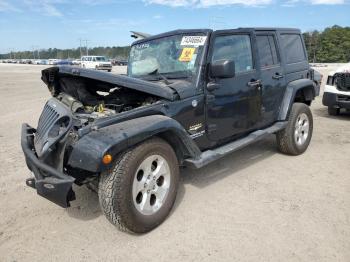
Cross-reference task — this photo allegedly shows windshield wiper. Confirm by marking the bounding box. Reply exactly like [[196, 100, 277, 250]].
[[148, 69, 171, 85]]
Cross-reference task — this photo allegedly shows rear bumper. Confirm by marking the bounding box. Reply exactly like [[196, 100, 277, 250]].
[[322, 92, 350, 109], [21, 123, 75, 208]]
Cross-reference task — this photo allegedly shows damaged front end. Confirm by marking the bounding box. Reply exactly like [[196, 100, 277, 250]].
[[21, 66, 175, 207]]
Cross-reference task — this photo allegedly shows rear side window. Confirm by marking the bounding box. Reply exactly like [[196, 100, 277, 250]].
[[212, 34, 253, 73], [280, 34, 306, 64], [256, 35, 279, 67]]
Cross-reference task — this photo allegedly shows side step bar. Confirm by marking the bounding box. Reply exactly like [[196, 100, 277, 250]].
[[184, 121, 288, 169]]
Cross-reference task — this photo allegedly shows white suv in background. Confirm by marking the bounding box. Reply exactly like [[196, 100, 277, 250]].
[[81, 56, 112, 72], [322, 63, 350, 115]]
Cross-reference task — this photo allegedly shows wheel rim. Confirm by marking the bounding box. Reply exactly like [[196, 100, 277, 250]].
[[132, 155, 171, 216], [294, 113, 309, 146]]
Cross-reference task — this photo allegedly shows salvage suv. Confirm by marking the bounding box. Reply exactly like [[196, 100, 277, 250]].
[[21, 28, 318, 233], [322, 63, 350, 115]]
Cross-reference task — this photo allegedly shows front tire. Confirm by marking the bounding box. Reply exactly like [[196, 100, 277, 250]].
[[276, 103, 313, 155], [98, 137, 179, 233]]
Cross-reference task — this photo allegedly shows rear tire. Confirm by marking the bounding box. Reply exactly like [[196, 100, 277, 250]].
[[328, 106, 340, 116], [98, 137, 179, 233], [276, 103, 313, 155]]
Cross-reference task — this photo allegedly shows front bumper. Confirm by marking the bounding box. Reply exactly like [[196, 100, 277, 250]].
[[21, 123, 75, 208], [96, 64, 112, 70], [323, 92, 350, 110]]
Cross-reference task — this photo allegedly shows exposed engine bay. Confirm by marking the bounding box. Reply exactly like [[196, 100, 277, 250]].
[[44, 73, 160, 120]]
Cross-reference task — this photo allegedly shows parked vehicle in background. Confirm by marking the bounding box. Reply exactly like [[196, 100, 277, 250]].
[[81, 56, 112, 72], [322, 63, 350, 115], [72, 59, 81, 65], [112, 59, 128, 66], [56, 59, 73, 65], [34, 59, 48, 65], [21, 28, 317, 234], [48, 59, 60, 65]]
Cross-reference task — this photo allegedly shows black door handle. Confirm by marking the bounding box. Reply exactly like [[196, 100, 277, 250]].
[[247, 79, 262, 88], [272, 73, 284, 80]]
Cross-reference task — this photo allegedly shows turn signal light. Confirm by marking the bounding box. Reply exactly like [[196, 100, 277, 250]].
[[102, 154, 113, 165]]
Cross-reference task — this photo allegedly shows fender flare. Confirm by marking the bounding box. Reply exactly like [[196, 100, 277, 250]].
[[278, 79, 316, 121], [67, 115, 201, 172]]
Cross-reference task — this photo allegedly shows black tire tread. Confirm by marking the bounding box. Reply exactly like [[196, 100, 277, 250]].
[[98, 137, 178, 233], [276, 103, 313, 155]]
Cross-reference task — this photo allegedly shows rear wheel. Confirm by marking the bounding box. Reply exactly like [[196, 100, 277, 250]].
[[98, 137, 179, 233], [276, 103, 313, 155], [328, 106, 340, 116]]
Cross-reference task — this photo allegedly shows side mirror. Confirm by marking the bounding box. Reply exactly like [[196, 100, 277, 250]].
[[210, 59, 235, 78]]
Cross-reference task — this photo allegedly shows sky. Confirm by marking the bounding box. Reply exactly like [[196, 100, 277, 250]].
[[0, 0, 349, 53]]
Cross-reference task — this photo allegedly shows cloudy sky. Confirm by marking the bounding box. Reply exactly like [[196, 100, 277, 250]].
[[0, 0, 349, 53]]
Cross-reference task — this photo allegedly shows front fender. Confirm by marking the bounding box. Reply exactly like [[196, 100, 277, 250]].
[[67, 115, 201, 172], [278, 79, 316, 121]]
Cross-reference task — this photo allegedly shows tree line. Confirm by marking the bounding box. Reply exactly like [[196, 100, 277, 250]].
[[302, 25, 350, 63], [1, 25, 350, 62], [0, 46, 131, 60]]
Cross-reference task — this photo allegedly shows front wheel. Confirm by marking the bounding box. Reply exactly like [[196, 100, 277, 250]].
[[276, 103, 313, 155], [98, 137, 179, 233]]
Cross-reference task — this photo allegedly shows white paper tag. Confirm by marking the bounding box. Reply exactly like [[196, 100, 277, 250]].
[[180, 36, 207, 46]]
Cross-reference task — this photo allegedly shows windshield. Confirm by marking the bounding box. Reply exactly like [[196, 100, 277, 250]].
[[96, 56, 107, 61], [128, 34, 207, 79]]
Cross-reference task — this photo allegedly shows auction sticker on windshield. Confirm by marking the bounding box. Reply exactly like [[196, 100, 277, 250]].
[[179, 48, 196, 62], [181, 36, 207, 46]]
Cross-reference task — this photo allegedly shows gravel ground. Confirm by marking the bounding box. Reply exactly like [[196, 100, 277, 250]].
[[0, 63, 349, 262]]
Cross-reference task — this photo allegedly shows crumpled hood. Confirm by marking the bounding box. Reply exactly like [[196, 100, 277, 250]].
[[41, 66, 179, 101]]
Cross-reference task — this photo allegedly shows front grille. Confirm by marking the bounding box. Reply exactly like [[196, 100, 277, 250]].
[[335, 73, 350, 91], [34, 98, 72, 158], [34, 103, 60, 150]]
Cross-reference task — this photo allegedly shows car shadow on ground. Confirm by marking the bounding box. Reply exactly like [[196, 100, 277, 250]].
[[66, 135, 279, 221], [66, 184, 102, 221], [171, 135, 278, 212]]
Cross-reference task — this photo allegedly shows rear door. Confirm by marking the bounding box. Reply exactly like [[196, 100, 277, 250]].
[[255, 31, 286, 126], [206, 29, 262, 142]]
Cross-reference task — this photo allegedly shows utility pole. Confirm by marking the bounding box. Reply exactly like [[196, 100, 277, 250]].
[[85, 39, 89, 56], [78, 38, 82, 58], [32, 45, 40, 59], [31, 46, 36, 59]]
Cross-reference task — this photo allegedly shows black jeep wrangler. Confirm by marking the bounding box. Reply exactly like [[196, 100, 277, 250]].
[[21, 28, 317, 233]]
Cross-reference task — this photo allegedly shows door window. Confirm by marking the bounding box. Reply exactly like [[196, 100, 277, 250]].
[[280, 34, 306, 64], [212, 34, 253, 73], [256, 35, 279, 67]]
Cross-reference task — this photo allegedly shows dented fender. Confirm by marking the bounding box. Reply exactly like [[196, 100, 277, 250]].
[[67, 115, 201, 172]]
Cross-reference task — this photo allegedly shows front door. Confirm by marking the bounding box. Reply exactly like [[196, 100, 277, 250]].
[[206, 30, 262, 142]]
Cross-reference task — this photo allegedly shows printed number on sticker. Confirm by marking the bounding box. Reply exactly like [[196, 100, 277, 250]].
[[181, 36, 207, 46]]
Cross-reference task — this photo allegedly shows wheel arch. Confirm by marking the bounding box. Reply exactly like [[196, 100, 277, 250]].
[[278, 79, 316, 121], [67, 115, 201, 173]]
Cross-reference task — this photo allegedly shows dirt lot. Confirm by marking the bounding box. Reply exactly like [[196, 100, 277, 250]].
[[0, 64, 349, 262]]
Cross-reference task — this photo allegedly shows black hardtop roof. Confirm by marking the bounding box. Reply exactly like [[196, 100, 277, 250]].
[[131, 27, 301, 46]]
